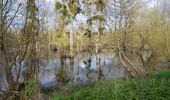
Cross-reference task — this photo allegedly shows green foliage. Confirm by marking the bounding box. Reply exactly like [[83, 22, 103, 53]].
[[62, 5, 67, 16], [68, 4, 79, 14], [72, 0, 78, 3], [55, 1, 79, 19], [55, 1, 62, 10], [26, 80, 37, 98], [49, 70, 170, 100], [96, 0, 105, 11], [30, 5, 38, 15], [142, 9, 170, 59], [87, 15, 105, 25]]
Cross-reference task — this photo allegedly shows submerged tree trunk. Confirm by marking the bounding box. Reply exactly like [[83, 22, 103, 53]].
[[2, 54, 15, 93], [117, 49, 138, 78], [70, 57, 74, 84]]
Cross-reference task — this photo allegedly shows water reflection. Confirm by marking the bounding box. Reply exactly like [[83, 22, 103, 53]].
[[0, 53, 126, 89], [39, 53, 126, 87], [0, 67, 7, 91]]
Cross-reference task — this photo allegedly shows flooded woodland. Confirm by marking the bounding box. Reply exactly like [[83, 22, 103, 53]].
[[0, 0, 170, 100]]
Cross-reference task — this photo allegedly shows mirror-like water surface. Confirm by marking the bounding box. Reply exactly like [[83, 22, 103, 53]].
[[39, 53, 126, 87], [0, 52, 126, 90]]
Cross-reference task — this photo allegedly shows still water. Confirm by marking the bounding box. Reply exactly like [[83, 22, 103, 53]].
[[0, 52, 126, 90], [39, 52, 126, 88]]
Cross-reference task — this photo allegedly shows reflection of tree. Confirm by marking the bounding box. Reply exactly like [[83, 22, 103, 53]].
[[70, 57, 74, 84], [56, 58, 67, 84], [77, 56, 80, 82]]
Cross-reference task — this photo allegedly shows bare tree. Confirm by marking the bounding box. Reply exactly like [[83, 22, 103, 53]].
[[0, 0, 41, 99], [0, 0, 23, 93]]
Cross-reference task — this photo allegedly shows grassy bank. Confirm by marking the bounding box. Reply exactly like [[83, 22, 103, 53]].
[[49, 70, 170, 100]]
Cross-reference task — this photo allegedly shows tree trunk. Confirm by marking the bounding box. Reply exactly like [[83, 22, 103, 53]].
[[2, 54, 15, 93], [70, 23, 74, 57]]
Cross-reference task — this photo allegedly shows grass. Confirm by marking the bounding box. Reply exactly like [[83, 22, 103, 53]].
[[48, 70, 170, 100]]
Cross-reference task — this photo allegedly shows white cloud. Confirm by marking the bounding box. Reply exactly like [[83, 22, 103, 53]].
[[46, 0, 55, 3]]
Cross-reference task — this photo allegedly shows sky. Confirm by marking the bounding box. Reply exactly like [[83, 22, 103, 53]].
[[43, 0, 156, 31], [45, 0, 56, 4], [8, 0, 157, 31]]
